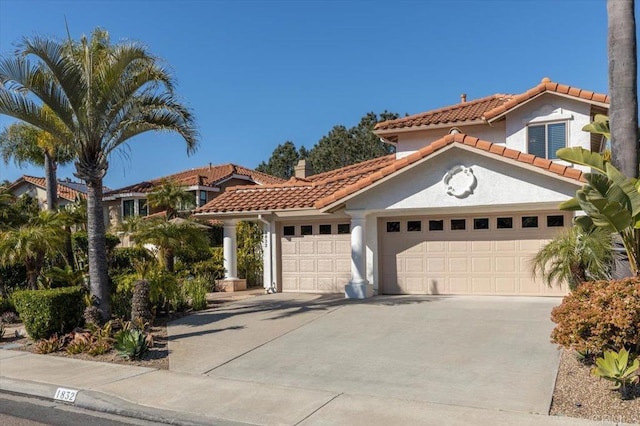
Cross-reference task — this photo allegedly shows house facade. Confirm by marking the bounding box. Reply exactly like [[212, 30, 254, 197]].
[[102, 163, 284, 228], [196, 78, 609, 298], [7, 175, 95, 209]]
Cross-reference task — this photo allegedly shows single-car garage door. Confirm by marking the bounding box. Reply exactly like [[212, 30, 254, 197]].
[[280, 221, 351, 293], [381, 212, 569, 296]]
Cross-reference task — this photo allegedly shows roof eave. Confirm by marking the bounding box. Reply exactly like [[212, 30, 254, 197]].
[[486, 92, 609, 124], [374, 118, 488, 136]]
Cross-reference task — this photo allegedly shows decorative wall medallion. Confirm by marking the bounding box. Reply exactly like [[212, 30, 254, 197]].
[[443, 165, 476, 198]]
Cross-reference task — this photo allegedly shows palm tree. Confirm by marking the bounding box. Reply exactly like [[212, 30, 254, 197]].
[[0, 119, 75, 210], [133, 218, 209, 273], [0, 29, 198, 321], [146, 179, 195, 219], [607, 0, 638, 178], [532, 225, 613, 291], [0, 210, 67, 289]]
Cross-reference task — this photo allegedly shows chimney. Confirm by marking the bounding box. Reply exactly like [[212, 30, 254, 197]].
[[294, 159, 313, 179], [460, 93, 467, 103]]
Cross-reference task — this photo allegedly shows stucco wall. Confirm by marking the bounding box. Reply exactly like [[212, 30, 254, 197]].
[[345, 147, 580, 213], [396, 122, 506, 158], [505, 93, 592, 154]]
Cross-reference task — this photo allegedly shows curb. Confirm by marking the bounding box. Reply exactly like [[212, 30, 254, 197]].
[[0, 376, 250, 426]]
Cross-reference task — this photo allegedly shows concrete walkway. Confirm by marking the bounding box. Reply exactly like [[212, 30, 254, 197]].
[[0, 293, 634, 425]]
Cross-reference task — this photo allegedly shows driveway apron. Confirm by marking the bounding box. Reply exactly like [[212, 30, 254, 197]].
[[168, 294, 561, 415]]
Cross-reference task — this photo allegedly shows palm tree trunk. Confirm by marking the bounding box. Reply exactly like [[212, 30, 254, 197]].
[[44, 151, 58, 210], [86, 180, 111, 322], [608, 0, 638, 179]]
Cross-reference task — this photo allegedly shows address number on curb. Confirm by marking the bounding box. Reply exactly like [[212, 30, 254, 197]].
[[54, 387, 78, 403]]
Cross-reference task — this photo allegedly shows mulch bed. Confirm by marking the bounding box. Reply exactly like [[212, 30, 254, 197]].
[[550, 349, 640, 424]]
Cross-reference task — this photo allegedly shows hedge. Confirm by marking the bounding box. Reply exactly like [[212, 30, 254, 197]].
[[12, 286, 84, 340]]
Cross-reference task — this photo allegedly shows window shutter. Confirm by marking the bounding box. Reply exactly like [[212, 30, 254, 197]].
[[528, 125, 546, 157], [547, 123, 566, 159]]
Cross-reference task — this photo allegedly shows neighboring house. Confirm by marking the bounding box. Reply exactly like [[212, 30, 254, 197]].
[[102, 163, 285, 228], [6, 175, 98, 209], [195, 78, 609, 298]]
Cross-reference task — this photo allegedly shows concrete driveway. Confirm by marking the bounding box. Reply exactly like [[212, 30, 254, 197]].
[[168, 293, 561, 415]]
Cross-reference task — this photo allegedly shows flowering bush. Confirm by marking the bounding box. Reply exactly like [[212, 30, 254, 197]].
[[550, 278, 640, 355]]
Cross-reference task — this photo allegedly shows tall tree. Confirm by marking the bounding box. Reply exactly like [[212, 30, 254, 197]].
[[256, 141, 303, 179], [0, 29, 198, 321], [607, 0, 638, 178], [307, 111, 398, 174], [0, 113, 75, 210]]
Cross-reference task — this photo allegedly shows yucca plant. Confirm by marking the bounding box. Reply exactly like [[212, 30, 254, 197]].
[[114, 329, 149, 360], [592, 348, 639, 399]]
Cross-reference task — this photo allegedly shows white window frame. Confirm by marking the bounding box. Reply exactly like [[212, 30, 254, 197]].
[[526, 121, 568, 159]]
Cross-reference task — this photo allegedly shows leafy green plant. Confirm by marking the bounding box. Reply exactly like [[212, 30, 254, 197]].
[[34, 334, 64, 354], [592, 348, 639, 399], [114, 329, 149, 360], [184, 277, 208, 311], [551, 278, 640, 355], [532, 224, 612, 290], [66, 332, 92, 354], [12, 286, 84, 339]]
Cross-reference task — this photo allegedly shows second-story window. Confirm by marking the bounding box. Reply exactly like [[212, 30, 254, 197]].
[[199, 191, 207, 207], [528, 122, 566, 159]]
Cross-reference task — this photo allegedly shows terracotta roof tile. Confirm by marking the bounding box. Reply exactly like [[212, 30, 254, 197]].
[[483, 78, 609, 121], [376, 78, 609, 131], [374, 94, 513, 131], [196, 134, 584, 214], [105, 163, 284, 196], [9, 175, 97, 202]]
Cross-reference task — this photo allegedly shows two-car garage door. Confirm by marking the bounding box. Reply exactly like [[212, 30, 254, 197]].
[[380, 212, 569, 296]]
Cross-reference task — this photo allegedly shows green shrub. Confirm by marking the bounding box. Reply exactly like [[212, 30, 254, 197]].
[[111, 247, 153, 273], [184, 278, 208, 311], [12, 286, 84, 339], [551, 278, 640, 355], [0, 264, 27, 293], [0, 294, 15, 314]]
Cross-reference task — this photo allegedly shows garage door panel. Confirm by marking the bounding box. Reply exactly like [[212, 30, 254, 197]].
[[317, 240, 334, 254], [281, 224, 351, 293], [381, 213, 568, 296], [449, 257, 470, 273], [470, 257, 490, 273], [472, 277, 492, 293]]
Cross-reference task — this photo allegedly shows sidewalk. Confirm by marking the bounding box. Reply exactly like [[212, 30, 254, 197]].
[[0, 349, 634, 426]]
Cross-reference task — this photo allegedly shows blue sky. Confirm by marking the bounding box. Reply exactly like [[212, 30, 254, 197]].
[[0, 0, 620, 189]]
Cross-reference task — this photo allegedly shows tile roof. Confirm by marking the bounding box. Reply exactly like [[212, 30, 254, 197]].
[[483, 77, 610, 121], [375, 94, 512, 131], [196, 134, 584, 214], [105, 164, 285, 196], [9, 175, 95, 202], [374, 78, 609, 131]]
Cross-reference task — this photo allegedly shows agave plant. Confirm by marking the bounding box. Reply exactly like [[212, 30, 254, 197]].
[[592, 348, 639, 399], [114, 329, 149, 360]]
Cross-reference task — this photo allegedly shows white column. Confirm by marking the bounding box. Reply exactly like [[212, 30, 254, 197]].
[[222, 220, 238, 279], [345, 210, 374, 299], [261, 219, 274, 291]]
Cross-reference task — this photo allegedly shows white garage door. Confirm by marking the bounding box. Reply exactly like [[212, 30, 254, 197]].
[[280, 221, 351, 293], [381, 212, 569, 296]]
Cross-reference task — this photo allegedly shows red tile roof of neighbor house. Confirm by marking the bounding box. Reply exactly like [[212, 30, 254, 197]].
[[105, 163, 285, 196], [374, 78, 610, 131], [9, 176, 94, 202], [196, 134, 584, 214]]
